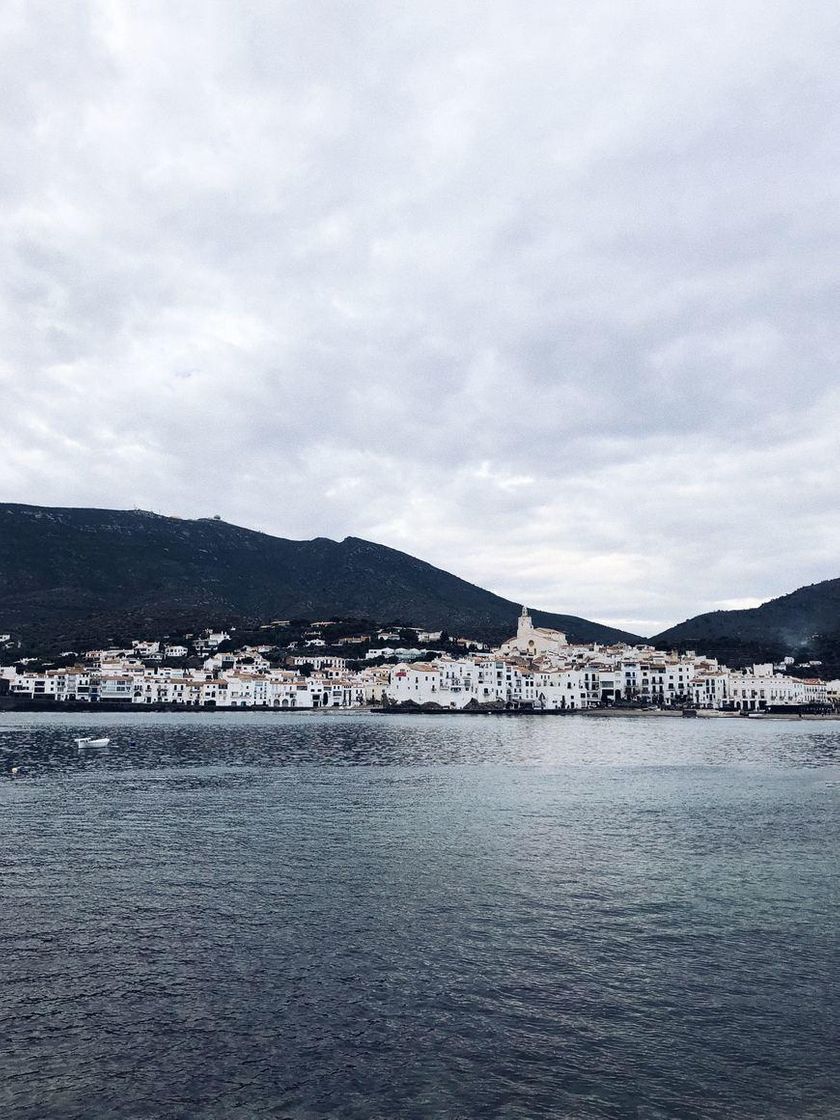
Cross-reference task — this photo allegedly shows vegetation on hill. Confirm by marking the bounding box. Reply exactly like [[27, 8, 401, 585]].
[[653, 579, 840, 677], [0, 503, 641, 654]]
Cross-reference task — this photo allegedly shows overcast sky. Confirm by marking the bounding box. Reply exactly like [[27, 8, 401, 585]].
[[3, 1, 839, 634]]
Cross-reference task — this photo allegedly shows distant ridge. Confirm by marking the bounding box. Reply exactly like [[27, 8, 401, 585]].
[[654, 579, 840, 647], [653, 578, 840, 674], [0, 503, 641, 650]]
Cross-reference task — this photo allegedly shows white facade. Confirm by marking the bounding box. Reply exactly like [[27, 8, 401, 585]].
[[193, 631, 231, 655], [290, 656, 348, 677], [386, 658, 588, 710], [498, 607, 568, 658]]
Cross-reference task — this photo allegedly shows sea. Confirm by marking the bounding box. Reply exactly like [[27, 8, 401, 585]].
[[1, 710, 838, 1120]]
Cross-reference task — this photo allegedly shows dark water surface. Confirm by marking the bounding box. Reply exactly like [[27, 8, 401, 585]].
[[1, 711, 838, 1119]]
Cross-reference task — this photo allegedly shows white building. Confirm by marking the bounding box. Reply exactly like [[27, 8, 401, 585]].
[[386, 656, 589, 710], [290, 656, 348, 677], [498, 607, 568, 658], [193, 630, 231, 655]]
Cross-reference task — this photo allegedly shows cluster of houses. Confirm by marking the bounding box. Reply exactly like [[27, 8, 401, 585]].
[[387, 609, 838, 712], [1, 610, 838, 713], [0, 640, 389, 710]]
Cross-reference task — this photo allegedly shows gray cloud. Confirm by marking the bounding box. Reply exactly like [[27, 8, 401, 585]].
[[2, 0, 839, 633]]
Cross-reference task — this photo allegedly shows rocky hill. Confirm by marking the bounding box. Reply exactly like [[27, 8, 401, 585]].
[[654, 578, 840, 674], [0, 503, 641, 652]]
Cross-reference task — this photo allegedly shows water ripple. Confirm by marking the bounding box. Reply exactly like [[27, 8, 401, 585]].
[[1, 711, 839, 1119]]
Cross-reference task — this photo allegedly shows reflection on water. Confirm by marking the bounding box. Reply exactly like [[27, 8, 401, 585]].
[[3, 709, 840, 777], [1, 711, 839, 1120]]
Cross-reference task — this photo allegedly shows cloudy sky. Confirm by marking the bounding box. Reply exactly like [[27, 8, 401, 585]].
[[3, 1, 839, 634]]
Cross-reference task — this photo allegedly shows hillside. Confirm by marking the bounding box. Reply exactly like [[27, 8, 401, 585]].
[[654, 578, 840, 674], [0, 504, 640, 652]]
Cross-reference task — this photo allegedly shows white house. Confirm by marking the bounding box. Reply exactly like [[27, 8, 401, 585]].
[[290, 656, 348, 677]]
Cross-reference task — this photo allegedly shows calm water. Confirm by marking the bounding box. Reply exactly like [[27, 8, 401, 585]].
[[1, 712, 838, 1120]]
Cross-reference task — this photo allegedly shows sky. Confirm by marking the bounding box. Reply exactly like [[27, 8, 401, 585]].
[[2, 1, 840, 635]]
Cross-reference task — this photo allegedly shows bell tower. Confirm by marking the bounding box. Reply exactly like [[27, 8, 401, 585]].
[[517, 606, 534, 643]]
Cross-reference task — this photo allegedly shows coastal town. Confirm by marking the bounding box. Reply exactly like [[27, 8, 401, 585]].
[[1, 608, 838, 715]]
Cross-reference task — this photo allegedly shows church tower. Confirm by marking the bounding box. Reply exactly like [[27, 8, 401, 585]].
[[517, 606, 534, 644]]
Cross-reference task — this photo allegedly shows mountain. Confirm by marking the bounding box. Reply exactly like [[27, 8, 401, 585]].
[[0, 503, 641, 652], [654, 578, 840, 672]]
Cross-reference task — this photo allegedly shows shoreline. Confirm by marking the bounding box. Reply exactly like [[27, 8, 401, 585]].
[[1, 699, 838, 720]]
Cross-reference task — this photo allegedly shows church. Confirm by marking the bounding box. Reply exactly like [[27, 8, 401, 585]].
[[498, 607, 569, 658]]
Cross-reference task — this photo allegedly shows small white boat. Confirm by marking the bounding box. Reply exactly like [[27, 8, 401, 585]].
[[75, 736, 111, 749]]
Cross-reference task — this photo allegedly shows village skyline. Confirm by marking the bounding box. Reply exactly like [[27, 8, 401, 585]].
[[3, 608, 837, 716]]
